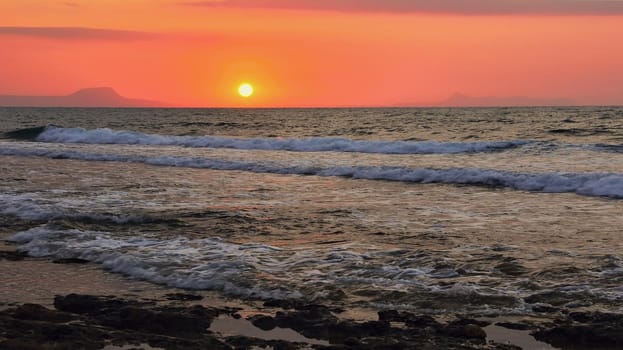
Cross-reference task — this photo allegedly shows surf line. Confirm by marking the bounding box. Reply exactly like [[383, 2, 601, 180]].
[[1, 146, 622, 199]]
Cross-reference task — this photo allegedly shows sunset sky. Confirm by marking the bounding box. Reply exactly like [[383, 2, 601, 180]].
[[1, 0, 622, 107]]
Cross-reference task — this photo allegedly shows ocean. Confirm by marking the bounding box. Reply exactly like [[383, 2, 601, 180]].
[[1, 106, 623, 317]]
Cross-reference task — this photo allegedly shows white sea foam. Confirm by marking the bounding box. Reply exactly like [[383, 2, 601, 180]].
[[2, 146, 622, 199], [11, 226, 419, 300], [7, 225, 508, 302], [0, 192, 149, 223], [35, 126, 529, 154], [10, 226, 301, 299], [12, 225, 621, 308], [0, 193, 54, 221]]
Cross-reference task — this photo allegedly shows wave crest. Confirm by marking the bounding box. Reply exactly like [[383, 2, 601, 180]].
[[33, 125, 529, 154], [1, 146, 622, 199]]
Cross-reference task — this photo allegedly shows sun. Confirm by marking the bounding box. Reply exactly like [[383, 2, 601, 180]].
[[238, 83, 254, 98]]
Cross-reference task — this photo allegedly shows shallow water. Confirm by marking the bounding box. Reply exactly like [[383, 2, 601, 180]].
[[484, 322, 556, 350], [1, 106, 623, 317], [210, 315, 329, 346]]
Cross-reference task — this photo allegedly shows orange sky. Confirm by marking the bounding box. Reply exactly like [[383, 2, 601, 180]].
[[0, 0, 622, 107]]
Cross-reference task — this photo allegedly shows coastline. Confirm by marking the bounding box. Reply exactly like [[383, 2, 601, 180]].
[[2, 217, 622, 350]]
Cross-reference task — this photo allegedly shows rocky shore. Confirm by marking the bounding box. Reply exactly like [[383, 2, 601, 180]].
[[0, 292, 621, 349], [0, 293, 494, 350]]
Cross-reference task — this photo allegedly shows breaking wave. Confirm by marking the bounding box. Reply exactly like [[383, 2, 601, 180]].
[[1, 146, 622, 199], [9, 226, 300, 299], [7, 225, 519, 305], [25, 125, 530, 154], [0, 192, 160, 224]]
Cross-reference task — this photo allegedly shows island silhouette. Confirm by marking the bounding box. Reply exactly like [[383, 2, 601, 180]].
[[0, 88, 577, 108], [0, 87, 166, 107]]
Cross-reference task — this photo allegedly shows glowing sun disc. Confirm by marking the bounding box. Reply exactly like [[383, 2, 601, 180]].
[[238, 83, 254, 97]]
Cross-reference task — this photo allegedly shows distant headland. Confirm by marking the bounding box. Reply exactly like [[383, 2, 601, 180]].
[[0, 87, 167, 108]]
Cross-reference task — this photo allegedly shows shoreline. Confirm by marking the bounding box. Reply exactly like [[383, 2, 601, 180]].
[[2, 232, 622, 349], [2, 214, 623, 349]]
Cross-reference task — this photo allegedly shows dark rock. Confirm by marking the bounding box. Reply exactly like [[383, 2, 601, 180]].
[[533, 311, 623, 349], [325, 322, 365, 344], [54, 294, 125, 314], [118, 305, 216, 337], [165, 293, 204, 301], [1, 295, 231, 350], [11, 304, 75, 323], [263, 299, 301, 310], [377, 310, 401, 322], [377, 310, 442, 330], [1, 294, 551, 350], [534, 325, 623, 349], [405, 315, 442, 329], [490, 344, 522, 350], [146, 336, 229, 350], [189, 304, 223, 317], [464, 324, 487, 339], [344, 336, 362, 346], [448, 318, 491, 327], [0, 338, 53, 350], [358, 320, 391, 336], [0, 318, 108, 349], [52, 258, 90, 264], [249, 315, 277, 331], [274, 306, 339, 341], [54, 294, 219, 337], [225, 336, 299, 350], [444, 324, 487, 340], [118, 307, 202, 335], [292, 303, 330, 312], [273, 306, 396, 345], [569, 311, 623, 324]]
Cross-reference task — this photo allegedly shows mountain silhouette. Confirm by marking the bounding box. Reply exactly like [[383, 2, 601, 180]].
[[0, 87, 166, 107]]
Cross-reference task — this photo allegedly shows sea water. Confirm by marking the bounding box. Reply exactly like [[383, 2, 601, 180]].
[[1, 106, 623, 315]]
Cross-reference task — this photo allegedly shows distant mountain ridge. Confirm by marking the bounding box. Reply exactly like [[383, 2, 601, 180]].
[[0, 87, 166, 107], [0, 88, 578, 108], [437, 93, 575, 107]]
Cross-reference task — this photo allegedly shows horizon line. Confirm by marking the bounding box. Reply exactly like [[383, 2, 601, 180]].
[[1, 104, 621, 109]]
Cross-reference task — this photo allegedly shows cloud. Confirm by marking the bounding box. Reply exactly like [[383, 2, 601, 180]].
[[184, 0, 623, 15], [0, 27, 158, 41]]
